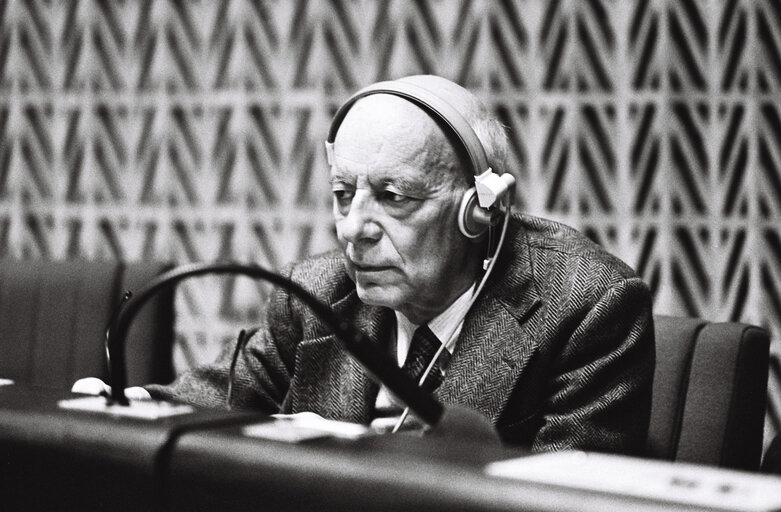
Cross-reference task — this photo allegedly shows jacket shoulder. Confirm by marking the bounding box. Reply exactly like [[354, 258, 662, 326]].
[[517, 214, 639, 281], [285, 250, 353, 306]]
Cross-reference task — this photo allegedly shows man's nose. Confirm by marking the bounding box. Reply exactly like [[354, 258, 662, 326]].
[[338, 191, 382, 243]]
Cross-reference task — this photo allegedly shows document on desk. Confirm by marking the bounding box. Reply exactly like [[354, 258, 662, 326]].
[[243, 413, 371, 443], [486, 451, 781, 512], [0, 378, 13, 386], [58, 396, 195, 420]]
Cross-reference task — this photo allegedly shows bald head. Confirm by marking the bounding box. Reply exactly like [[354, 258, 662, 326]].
[[333, 94, 465, 190], [398, 75, 509, 178], [331, 75, 509, 190]]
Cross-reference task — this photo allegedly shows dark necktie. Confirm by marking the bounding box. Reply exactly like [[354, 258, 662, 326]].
[[402, 325, 449, 392]]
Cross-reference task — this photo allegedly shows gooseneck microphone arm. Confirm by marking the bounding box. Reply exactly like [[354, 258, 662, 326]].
[[106, 262, 444, 427]]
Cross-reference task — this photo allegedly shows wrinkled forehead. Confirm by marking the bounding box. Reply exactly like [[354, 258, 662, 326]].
[[332, 95, 459, 179], [334, 95, 441, 148]]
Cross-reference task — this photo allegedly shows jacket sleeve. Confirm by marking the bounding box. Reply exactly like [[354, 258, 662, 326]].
[[530, 276, 655, 456], [144, 270, 299, 413]]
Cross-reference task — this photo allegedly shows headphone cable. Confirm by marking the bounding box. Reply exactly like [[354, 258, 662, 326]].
[[392, 200, 513, 433]]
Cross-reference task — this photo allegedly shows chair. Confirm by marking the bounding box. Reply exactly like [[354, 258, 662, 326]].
[[647, 315, 770, 471], [0, 259, 174, 390]]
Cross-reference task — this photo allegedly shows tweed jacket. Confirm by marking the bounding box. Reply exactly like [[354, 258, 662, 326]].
[[148, 214, 655, 454]]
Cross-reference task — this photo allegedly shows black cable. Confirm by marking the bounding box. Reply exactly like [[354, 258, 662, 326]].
[[104, 290, 133, 383], [105, 262, 444, 427]]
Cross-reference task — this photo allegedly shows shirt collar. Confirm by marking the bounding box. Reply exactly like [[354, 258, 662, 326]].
[[393, 284, 475, 365]]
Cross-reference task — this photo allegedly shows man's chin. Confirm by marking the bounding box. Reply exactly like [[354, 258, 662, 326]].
[[354, 284, 402, 309]]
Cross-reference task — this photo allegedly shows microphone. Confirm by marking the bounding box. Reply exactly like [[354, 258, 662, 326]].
[[226, 327, 258, 410], [105, 262, 444, 427]]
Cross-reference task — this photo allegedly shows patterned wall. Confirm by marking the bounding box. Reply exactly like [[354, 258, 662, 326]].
[[1, 0, 781, 438]]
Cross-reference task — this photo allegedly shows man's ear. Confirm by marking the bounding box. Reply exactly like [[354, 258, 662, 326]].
[[458, 188, 500, 239]]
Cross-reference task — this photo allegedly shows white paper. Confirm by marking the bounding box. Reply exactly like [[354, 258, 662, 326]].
[[486, 451, 781, 512], [243, 412, 370, 443], [58, 396, 195, 420]]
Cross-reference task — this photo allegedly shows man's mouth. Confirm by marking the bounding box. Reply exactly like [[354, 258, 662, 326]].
[[346, 256, 394, 272], [352, 262, 394, 272]]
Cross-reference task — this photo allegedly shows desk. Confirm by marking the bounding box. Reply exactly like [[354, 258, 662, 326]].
[[0, 385, 261, 511], [1, 385, 780, 512], [166, 423, 527, 511], [168, 425, 752, 512]]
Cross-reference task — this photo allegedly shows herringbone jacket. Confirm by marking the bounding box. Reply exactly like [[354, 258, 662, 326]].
[[148, 214, 655, 454]]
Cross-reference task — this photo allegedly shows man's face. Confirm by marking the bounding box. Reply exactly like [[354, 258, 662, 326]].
[[330, 96, 479, 324]]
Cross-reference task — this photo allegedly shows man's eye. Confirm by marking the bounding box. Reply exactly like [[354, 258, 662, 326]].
[[332, 189, 354, 211], [379, 190, 409, 204], [333, 189, 354, 202]]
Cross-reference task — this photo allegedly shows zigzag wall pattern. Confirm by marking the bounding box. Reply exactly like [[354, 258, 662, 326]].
[[2, 0, 781, 439]]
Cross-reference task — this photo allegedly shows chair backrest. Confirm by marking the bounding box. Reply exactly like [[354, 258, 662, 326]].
[[647, 315, 769, 471], [0, 259, 174, 389]]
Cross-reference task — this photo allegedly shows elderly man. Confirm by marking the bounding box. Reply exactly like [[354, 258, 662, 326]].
[[92, 75, 655, 454]]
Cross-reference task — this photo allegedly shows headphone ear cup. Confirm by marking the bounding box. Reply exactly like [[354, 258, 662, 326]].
[[458, 188, 488, 239]]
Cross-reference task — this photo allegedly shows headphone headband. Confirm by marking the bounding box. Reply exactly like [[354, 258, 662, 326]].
[[325, 80, 491, 178]]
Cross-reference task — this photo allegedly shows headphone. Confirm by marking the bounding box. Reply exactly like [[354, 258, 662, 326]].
[[324, 78, 515, 239]]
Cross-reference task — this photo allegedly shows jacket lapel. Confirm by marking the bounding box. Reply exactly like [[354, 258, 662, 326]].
[[435, 224, 542, 423], [290, 289, 394, 423]]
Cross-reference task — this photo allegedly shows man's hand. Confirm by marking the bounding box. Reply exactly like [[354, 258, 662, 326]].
[[71, 377, 152, 400]]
